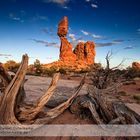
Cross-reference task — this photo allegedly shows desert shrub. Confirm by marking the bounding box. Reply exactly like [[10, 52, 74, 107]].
[[76, 69, 89, 74], [33, 59, 43, 76], [27, 64, 36, 75], [125, 67, 140, 79], [133, 95, 140, 101], [4, 60, 20, 73], [59, 68, 66, 74], [92, 63, 102, 70], [43, 67, 57, 77]]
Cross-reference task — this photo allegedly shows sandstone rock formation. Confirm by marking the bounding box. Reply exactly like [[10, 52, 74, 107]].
[[58, 16, 76, 62], [132, 62, 140, 70], [74, 41, 96, 65], [73, 42, 85, 61], [57, 16, 68, 37], [44, 16, 96, 71]]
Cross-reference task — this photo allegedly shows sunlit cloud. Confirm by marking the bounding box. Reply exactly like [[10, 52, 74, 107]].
[[92, 34, 103, 39], [85, 0, 91, 2], [42, 0, 70, 9], [91, 3, 98, 8], [81, 30, 89, 36], [78, 40, 86, 43], [81, 30, 103, 39], [69, 33, 76, 41], [46, 0, 69, 5]]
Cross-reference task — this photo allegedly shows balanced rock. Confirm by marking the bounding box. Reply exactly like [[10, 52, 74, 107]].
[[57, 16, 68, 37], [132, 62, 140, 70], [58, 16, 76, 62], [59, 37, 76, 62], [44, 16, 96, 71]]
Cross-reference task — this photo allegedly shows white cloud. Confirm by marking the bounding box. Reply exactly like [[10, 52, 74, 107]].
[[81, 30, 103, 39], [9, 13, 25, 22], [69, 33, 76, 41], [91, 3, 98, 8], [78, 40, 86, 43], [68, 34, 84, 47], [63, 6, 69, 9], [43, 0, 70, 9], [85, 0, 90, 2], [81, 30, 89, 36], [92, 34, 102, 39], [44, 0, 69, 5]]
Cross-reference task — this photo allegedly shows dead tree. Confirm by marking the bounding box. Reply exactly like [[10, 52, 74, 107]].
[[70, 52, 140, 125], [0, 63, 12, 93], [0, 54, 85, 125]]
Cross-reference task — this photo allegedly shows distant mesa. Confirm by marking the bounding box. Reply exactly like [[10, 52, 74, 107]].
[[44, 16, 96, 71], [132, 62, 140, 70]]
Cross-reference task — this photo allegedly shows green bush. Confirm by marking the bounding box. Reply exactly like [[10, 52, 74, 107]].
[[59, 68, 67, 74], [43, 67, 57, 77], [133, 95, 140, 101], [34, 59, 43, 76], [125, 67, 140, 79]]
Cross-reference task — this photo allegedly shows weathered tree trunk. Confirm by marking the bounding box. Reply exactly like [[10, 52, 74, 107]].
[[70, 85, 140, 124], [0, 55, 28, 124], [0, 54, 85, 125]]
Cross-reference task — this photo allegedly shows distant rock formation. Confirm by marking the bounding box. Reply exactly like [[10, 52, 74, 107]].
[[57, 16, 76, 62], [132, 62, 140, 70], [44, 16, 96, 71], [74, 41, 96, 65]]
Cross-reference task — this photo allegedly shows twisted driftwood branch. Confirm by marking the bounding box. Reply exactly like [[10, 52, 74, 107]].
[[0, 55, 85, 125]]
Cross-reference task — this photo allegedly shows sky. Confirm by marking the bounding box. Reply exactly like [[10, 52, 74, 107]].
[[0, 0, 140, 68]]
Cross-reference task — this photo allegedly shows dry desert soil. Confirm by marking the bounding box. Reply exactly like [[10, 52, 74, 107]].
[[0, 75, 140, 140]]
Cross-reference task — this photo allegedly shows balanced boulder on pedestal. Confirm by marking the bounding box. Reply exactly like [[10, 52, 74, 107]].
[[44, 16, 96, 71], [57, 16, 76, 62]]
